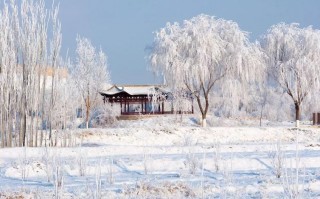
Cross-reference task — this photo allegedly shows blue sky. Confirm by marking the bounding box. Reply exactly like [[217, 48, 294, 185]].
[[58, 1, 320, 84]]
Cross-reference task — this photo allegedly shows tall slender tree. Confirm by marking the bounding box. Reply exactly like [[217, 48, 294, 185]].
[[73, 36, 111, 129]]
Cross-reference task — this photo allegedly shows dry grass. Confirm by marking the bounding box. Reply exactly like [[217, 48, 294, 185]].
[[123, 181, 196, 198]]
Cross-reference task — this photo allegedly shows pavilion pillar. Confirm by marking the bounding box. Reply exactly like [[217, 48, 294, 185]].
[[120, 101, 122, 115], [127, 98, 130, 113], [171, 101, 174, 114], [141, 100, 144, 114], [144, 100, 147, 114], [192, 100, 194, 114], [162, 101, 164, 114]]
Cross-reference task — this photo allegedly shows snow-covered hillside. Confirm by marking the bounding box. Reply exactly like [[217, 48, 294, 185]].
[[0, 115, 320, 198]]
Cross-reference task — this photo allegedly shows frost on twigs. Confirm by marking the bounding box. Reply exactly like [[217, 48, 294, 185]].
[[72, 36, 111, 129], [261, 23, 320, 126], [142, 148, 152, 175], [213, 142, 222, 172], [269, 140, 284, 178], [181, 134, 201, 175], [281, 130, 309, 199], [149, 14, 263, 127], [77, 149, 88, 177], [42, 147, 54, 182], [52, 156, 64, 199], [91, 103, 119, 128]]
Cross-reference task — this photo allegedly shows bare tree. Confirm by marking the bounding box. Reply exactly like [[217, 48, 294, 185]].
[[48, 4, 62, 146], [73, 36, 111, 129], [0, 0, 63, 147], [0, 2, 17, 147], [261, 23, 320, 127], [149, 14, 262, 127]]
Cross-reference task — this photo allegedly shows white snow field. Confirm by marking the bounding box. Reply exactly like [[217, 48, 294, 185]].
[[1, 115, 320, 198]]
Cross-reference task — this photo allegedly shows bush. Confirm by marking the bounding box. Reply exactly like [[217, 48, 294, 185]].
[[91, 103, 119, 127]]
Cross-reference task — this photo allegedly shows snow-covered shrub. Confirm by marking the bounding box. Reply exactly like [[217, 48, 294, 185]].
[[142, 148, 152, 175], [181, 135, 200, 175], [281, 130, 308, 199], [94, 160, 102, 199], [269, 141, 284, 178], [18, 147, 29, 181], [184, 150, 200, 175], [221, 159, 234, 185], [282, 161, 304, 199], [218, 158, 235, 198], [91, 103, 119, 127], [77, 149, 88, 177], [123, 181, 196, 198], [213, 142, 221, 172], [106, 157, 115, 185], [0, 192, 35, 199], [53, 157, 64, 199], [41, 147, 54, 182], [200, 152, 206, 198], [182, 135, 197, 147]]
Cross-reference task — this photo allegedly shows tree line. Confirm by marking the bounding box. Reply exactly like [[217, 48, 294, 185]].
[[149, 14, 320, 127], [0, 0, 110, 147]]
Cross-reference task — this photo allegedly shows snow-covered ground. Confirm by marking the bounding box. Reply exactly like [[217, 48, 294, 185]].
[[1, 115, 320, 198]]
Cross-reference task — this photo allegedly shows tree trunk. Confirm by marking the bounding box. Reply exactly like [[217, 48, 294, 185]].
[[49, 70, 56, 146], [195, 93, 209, 127], [20, 90, 27, 147], [201, 114, 207, 127], [35, 121, 38, 147], [21, 61, 28, 147], [49, 113, 52, 146], [29, 113, 34, 147], [7, 117, 12, 147], [21, 113, 27, 147], [259, 103, 264, 127], [295, 103, 300, 128], [1, 113, 5, 148], [86, 95, 90, 129], [202, 93, 209, 127]]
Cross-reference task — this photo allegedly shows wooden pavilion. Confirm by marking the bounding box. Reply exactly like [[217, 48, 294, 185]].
[[100, 85, 194, 115]]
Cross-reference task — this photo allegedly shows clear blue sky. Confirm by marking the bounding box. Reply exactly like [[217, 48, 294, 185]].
[[42, 1, 320, 84]]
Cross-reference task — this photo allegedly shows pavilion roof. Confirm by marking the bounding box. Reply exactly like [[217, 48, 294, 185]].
[[100, 85, 169, 96]]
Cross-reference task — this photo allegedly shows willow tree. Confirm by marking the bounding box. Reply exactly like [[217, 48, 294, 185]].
[[73, 36, 111, 129], [261, 23, 320, 127], [149, 14, 260, 127]]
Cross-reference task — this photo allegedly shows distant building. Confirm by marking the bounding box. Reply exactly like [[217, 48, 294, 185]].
[[40, 67, 68, 89], [100, 85, 193, 115]]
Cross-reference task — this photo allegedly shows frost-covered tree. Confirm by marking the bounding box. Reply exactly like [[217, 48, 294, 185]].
[[73, 36, 111, 129], [0, 0, 63, 147], [0, 1, 17, 147], [261, 23, 320, 127], [149, 14, 261, 127], [47, 5, 62, 145]]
